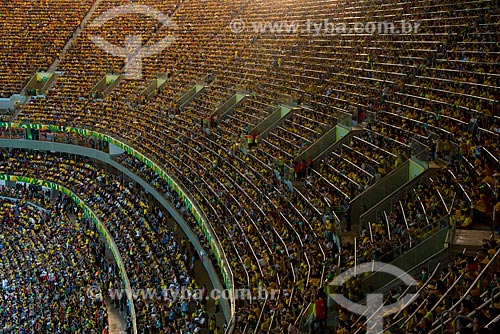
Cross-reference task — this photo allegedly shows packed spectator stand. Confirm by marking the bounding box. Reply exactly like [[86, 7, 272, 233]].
[[0, 0, 499, 333], [0, 182, 111, 333], [0, 149, 215, 333], [0, 0, 91, 97]]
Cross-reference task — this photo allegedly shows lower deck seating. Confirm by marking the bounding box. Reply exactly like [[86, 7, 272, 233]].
[[0, 186, 110, 333], [0, 149, 212, 333]]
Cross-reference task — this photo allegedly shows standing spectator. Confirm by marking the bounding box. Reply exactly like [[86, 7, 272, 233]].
[[209, 315, 216, 334], [312, 294, 326, 334]]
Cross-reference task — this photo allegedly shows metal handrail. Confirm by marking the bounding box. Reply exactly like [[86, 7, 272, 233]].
[[380, 263, 441, 333], [486, 313, 500, 329], [465, 290, 500, 323], [252, 295, 269, 334], [373, 217, 445, 264], [225, 140, 324, 331], [492, 287, 500, 308], [358, 172, 429, 227], [368, 222, 374, 243], [384, 210, 392, 241], [440, 310, 454, 334], [429, 272, 466, 314], [429, 246, 500, 333], [453, 315, 472, 334]]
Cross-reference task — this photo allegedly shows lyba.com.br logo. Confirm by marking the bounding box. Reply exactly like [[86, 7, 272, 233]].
[[86, 262, 418, 334], [89, 4, 176, 80], [229, 19, 420, 36], [86, 286, 280, 302]]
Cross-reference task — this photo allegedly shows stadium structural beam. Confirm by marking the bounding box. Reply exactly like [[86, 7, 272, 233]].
[[91, 73, 122, 99], [177, 83, 206, 110], [252, 104, 299, 139], [353, 158, 430, 227], [22, 71, 61, 97], [141, 72, 171, 100], [213, 92, 249, 120], [296, 124, 364, 168]]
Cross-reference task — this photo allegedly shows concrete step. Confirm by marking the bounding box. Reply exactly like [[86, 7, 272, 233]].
[[450, 229, 495, 255]]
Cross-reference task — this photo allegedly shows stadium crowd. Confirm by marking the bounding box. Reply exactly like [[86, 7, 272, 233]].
[[0, 0, 91, 97], [0, 183, 111, 333], [0, 0, 498, 332], [0, 148, 217, 333], [335, 237, 500, 334]]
